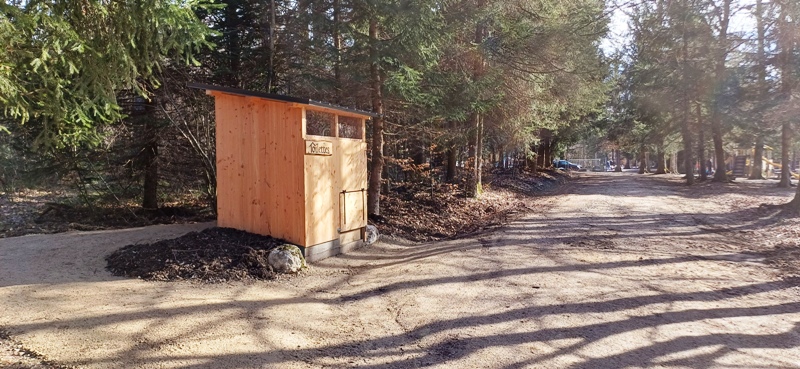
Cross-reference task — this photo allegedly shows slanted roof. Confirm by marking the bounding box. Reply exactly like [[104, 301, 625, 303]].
[[187, 82, 378, 118]]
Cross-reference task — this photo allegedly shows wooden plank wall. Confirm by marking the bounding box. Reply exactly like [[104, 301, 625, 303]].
[[214, 93, 306, 245]]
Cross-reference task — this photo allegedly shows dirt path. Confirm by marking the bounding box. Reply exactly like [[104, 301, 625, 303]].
[[2, 172, 799, 369]]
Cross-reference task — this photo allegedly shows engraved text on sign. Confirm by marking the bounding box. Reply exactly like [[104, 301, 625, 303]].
[[305, 140, 333, 156]]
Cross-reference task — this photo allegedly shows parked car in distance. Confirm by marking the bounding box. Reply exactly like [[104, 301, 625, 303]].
[[554, 160, 582, 171]]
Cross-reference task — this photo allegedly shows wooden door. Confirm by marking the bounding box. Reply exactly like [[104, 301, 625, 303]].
[[339, 189, 366, 232]]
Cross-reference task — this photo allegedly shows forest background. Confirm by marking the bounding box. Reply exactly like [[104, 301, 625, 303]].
[[1, 0, 799, 231]]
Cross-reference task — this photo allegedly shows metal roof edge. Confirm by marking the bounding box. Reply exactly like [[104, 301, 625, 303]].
[[187, 82, 309, 104], [187, 82, 378, 118], [307, 100, 379, 118]]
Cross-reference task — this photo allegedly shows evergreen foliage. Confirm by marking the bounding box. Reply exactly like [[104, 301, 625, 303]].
[[1, 0, 611, 212], [0, 1, 212, 148]]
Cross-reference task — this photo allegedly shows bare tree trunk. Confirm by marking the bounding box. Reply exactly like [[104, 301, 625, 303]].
[[466, 10, 485, 198], [750, 0, 767, 181], [224, 2, 242, 87], [710, 121, 727, 181], [536, 144, 545, 168], [267, 0, 276, 91], [332, 0, 341, 101], [466, 113, 478, 197], [544, 144, 551, 168], [750, 135, 765, 179], [711, 0, 732, 182], [697, 104, 707, 181], [638, 149, 648, 174], [670, 151, 678, 174], [781, 3, 800, 210], [475, 115, 483, 195], [682, 100, 694, 185], [547, 139, 557, 168], [655, 150, 667, 174], [142, 130, 159, 209], [778, 0, 794, 189], [446, 148, 457, 182], [140, 90, 159, 210], [778, 122, 791, 187], [366, 18, 384, 216]]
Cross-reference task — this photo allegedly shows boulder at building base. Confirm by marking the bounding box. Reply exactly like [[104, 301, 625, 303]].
[[268, 244, 307, 274], [365, 225, 380, 245]]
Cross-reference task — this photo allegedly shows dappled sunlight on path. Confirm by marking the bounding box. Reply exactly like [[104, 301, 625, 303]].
[[1, 173, 799, 368]]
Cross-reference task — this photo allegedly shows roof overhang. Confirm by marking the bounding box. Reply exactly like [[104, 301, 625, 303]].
[[188, 82, 378, 119]]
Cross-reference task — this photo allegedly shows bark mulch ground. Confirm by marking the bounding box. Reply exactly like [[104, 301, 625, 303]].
[[105, 227, 284, 283], [372, 169, 568, 242]]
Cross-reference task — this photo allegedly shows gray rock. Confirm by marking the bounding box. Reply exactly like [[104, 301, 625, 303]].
[[268, 244, 306, 273], [365, 225, 380, 245]]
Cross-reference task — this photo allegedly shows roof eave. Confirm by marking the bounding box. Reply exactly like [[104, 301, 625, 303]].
[[187, 82, 378, 118]]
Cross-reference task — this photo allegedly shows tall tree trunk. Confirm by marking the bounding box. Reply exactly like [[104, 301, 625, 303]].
[[679, 4, 695, 185], [142, 148, 158, 209], [750, 135, 765, 179], [536, 143, 545, 168], [142, 117, 159, 209], [332, 0, 342, 101], [682, 99, 694, 185], [750, 0, 767, 181], [697, 104, 707, 181], [778, 122, 791, 187], [466, 10, 485, 198], [670, 151, 678, 174], [655, 150, 667, 174], [777, 0, 794, 189], [366, 18, 384, 216], [638, 149, 648, 174], [224, 2, 242, 87], [267, 0, 276, 91], [781, 0, 800, 208], [475, 115, 483, 195], [711, 0, 732, 182], [446, 147, 457, 182], [466, 118, 476, 196]]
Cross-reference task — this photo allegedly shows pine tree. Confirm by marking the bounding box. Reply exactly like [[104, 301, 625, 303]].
[[0, 1, 212, 149]]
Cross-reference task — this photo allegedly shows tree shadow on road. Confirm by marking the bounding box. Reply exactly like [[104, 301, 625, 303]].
[[3, 173, 799, 368], [4, 246, 799, 368]]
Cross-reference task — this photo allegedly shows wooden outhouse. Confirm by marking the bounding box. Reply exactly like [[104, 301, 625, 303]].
[[189, 83, 376, 261]]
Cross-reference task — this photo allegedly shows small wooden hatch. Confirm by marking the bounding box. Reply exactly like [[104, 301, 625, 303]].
[[189, 83, 376, 261]]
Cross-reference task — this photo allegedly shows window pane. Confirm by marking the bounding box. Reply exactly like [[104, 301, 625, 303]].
[[306, 111, 334, 137], [338, 116, 362, 139]]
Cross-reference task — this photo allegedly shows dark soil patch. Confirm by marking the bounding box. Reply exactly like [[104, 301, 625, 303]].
[[372, 169, 568, 242], [106, 227, 284, 283]]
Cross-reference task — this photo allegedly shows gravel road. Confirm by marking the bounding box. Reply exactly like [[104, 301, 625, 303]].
[[1, 172, 799, 368]]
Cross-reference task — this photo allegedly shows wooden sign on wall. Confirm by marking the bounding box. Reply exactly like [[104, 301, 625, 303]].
[[305, 140, 333, 156]]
